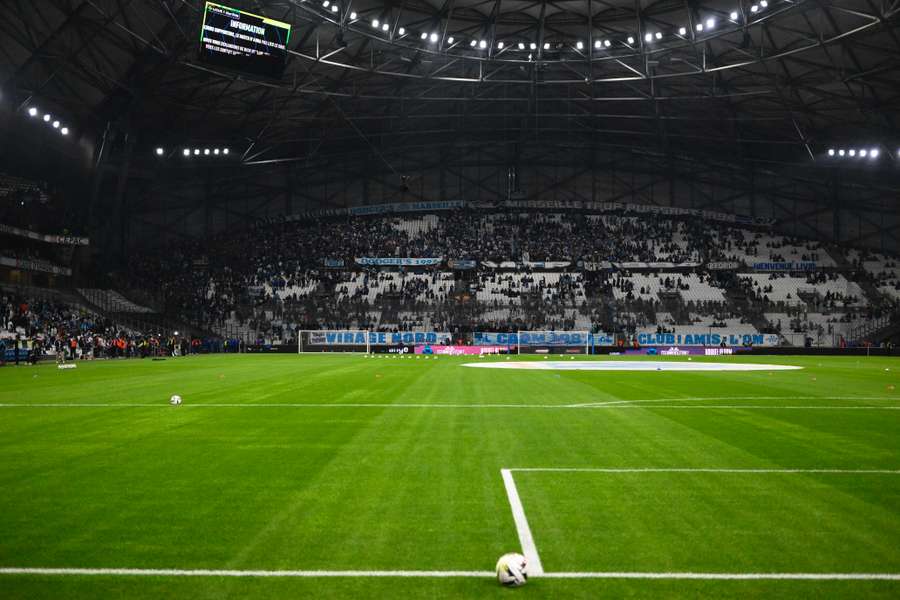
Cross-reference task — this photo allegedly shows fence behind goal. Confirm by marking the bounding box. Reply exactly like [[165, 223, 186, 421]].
[[515, 330, 591, 354]]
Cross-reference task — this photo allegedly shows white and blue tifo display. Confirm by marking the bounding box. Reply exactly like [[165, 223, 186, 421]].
[[308, 331, 452, 346], [634, 331, 780, 347], [354, 257, 443, 266], [474, 332, 614, 347]]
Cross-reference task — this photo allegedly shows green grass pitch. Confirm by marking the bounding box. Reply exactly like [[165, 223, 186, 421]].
[[1, 353, 899, 599]]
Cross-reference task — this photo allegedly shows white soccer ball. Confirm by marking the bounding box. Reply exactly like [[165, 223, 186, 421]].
[[169, 394, 182, 406], [496, 552, 528, 587]]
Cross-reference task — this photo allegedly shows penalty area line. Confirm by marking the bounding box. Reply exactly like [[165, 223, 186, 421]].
[[501, 469, 544, 576], [0, 568, 898, 581]]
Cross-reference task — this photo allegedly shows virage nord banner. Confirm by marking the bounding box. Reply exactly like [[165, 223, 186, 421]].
[[308, 331, 452, 346]]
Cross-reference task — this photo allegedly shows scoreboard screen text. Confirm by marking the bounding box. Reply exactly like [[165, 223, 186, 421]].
[[199, 2, 291, 79]]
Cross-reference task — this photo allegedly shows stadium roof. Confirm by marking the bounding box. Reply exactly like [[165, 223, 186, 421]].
[[2, 0, 899, 170]]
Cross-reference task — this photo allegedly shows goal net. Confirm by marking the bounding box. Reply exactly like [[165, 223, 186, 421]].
[[298, 330, 370, 354], [515, 330, 591, 355]]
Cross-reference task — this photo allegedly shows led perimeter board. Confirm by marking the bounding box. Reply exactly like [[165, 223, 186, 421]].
[[199, 2, 291, 79]]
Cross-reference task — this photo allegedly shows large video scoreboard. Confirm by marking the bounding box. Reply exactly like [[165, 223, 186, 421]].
[[199, 2, 291, 79]]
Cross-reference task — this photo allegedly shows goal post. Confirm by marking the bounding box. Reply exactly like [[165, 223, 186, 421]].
[[298, 330, 370, 354], [515, 330, 591, 355]]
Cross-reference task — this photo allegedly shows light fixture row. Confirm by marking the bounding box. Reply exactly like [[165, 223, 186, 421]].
[[26, 106, 70, 136], [827, 147, 881, 159], [153, 147, 231, 157], [331, 1, 773, 51]]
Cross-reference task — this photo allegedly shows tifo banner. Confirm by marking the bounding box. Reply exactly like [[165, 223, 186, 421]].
[[349, 201, 462, 216], [448, 259, 477, 270], [474, 332, 614, 346], [308, 331, 452, 346], [524, 260, 572, 269], [635, 330, 780, 347], [0, 256, 71, 276], [323, 258, 345, 268], [582, 261, 613, 271], [271, 201, 463, 224], [0, 224, 89, 245], [415, 345, 507, 355], [706, 261, 741, 270], [614, 261, 701, 269], [752, 261, 817, 272], [354, 257, 443, 267]]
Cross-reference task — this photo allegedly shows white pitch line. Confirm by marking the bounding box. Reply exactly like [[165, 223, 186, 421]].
[[508, 468, 900, 474], [0, 567, 492, 578], [0, 567, 898, 581], [0, 397, 897, 410], [564, 396, 899, 408], [500, 469, 544, 576], [540, 572, 900, 581]]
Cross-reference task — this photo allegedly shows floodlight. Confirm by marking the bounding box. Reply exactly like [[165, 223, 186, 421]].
[[870, 149, 879, 158], [760, 1, 768, 7], [372, 19, 379, 28], [155, 147, 164, 156], [604, 39, 612, 47], [627, 36, 635, 44], [529, 42, 537, 50], [204, 148, 210, 155], [422, 32, 428, 40], [655, 32, 662, 40], [827, 149, 835, 156], [706, 18, 716, 29], [349, 11, 356, 19], [678, 27, 687, 35], [223, 148, 229, 155], [750, 5, 759, 13], [322, 1, 329, 7], [644, 33, 653, 42], [60, 127, 69, 136], [382, 23, 389, 31], [594, 40, 602, 49], [28, 107, 38, 117], [518, 42, 525, 50], [849, 149, 856, 157], [497, 41, 504, 49], [183, 149, 191, 157], [543, 42, 550, 49], [194, 149, 200, 155], [398, 27, 405, 35], [480, 40, 487, 49], [860, 149, 867, 157], [730, 11, 739, 20], [576, 41, 583, 50], [43, 114, 51, 122], [52, 120, 60, 128], [214, 148, 220, 155], [696, 23, 704, 32], [447, 36, 454, 44], [838, 149, 845, 156], [470, 39, 476, 47]]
